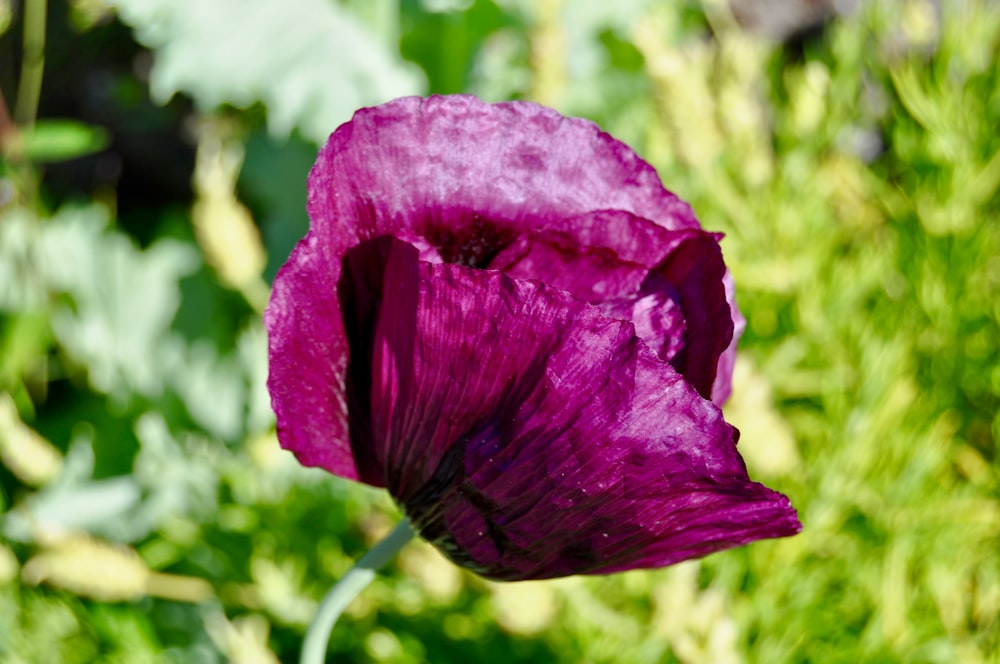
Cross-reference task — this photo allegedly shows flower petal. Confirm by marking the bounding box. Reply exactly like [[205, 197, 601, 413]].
[[265, 232, 359, 479], [489, 224, 733, 399], [372, 240, 799, 580], [711, 271, 745, 405], [267, 233, 403, 485], [268, 95, 742, 482], [655, 231, 733, 399], [307, 95, 700, 268]]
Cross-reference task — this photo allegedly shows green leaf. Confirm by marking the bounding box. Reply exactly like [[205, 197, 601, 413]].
[[45, 214, 200, 398], [2, 433, 143, 543], [19, 119, 109, 163], [2, 205, 201, 398], [110, 0, 425, 142]]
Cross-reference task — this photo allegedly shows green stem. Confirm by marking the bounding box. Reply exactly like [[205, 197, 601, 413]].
[[14, 0, 47, 129], [300, 518, 416, 664], [0, 87, 13, 139]]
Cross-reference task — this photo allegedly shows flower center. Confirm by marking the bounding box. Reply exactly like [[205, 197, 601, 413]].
[[419, 215, 517, 269]]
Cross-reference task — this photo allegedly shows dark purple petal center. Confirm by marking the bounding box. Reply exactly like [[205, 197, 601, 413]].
[[418, 214, 517, 269]]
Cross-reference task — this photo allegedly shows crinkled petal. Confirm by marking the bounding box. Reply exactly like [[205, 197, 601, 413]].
[[489, 230, 650, 306], [269, 95, 744, 483], [307, 96, 700, 267], [536, 209, 683, 266], [270, 97, 706, 480], [266, 233, 401, 486], [490, 225, 733, 399], [266, 232, 360, 479], [655, 232, 733, 399], [371, 240, 800, 580], [711, 270, 745, 405]]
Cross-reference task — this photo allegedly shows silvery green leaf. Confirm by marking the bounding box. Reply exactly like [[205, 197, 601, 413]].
[[168, 341, 246, 442], [238, 321, 275, 435], [110, 0, 425, 142], [132, 413, 219, 526], [0, 209, 45, 310], [34, 206, 199, 397], [3, 436, 142, 542]]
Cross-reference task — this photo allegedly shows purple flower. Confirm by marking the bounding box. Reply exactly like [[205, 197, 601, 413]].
[[266, 95, 800, 581]]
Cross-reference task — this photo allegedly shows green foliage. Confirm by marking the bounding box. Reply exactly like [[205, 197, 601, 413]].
[[1, 1, 998, 663], [18, 120, 110, 163], [110, 0, 425, 141]]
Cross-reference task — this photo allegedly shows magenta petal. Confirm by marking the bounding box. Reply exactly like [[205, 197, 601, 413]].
[[711, 271, 745, 405], [266, 233, 359, 479], [269, 97, 707, 481], [307, 96, 700, 267], [371, 240, 800, 580], [655, 232, 733, 400], [538, 209, 685, 266], [267, 95, 790, 577], [490, 226, 733, 398], [490, 230, 689, 365], [489, 231, 649, 307]]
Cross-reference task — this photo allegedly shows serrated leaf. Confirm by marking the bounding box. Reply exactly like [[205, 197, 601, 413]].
[[3, 437, 143, 543], [132, 412, 219, 527], [110, 0, 425, 142], [168, 340, 247, 441], [33, 206, 199, 397]]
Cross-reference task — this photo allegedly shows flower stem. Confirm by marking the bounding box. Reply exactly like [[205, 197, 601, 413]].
[[300, 518, 416, 664], [15, 0, 47, 129]]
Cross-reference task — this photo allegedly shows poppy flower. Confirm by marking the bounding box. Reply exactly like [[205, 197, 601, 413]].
[[266, 95, 800, 581]]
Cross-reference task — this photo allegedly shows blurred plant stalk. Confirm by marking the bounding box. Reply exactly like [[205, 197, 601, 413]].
[[528, 0, 566, 108], [633, 1, 775, 236], [1, 0, 46, 209], [191, 116, 270, 313], [14, 0, 46, 129], [0, 392, 62, 486], [633, 7, 724, 175], [21, 533, 214, 603]]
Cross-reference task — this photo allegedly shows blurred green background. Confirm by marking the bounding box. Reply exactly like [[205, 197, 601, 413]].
[[1, 0, 998, 662]]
